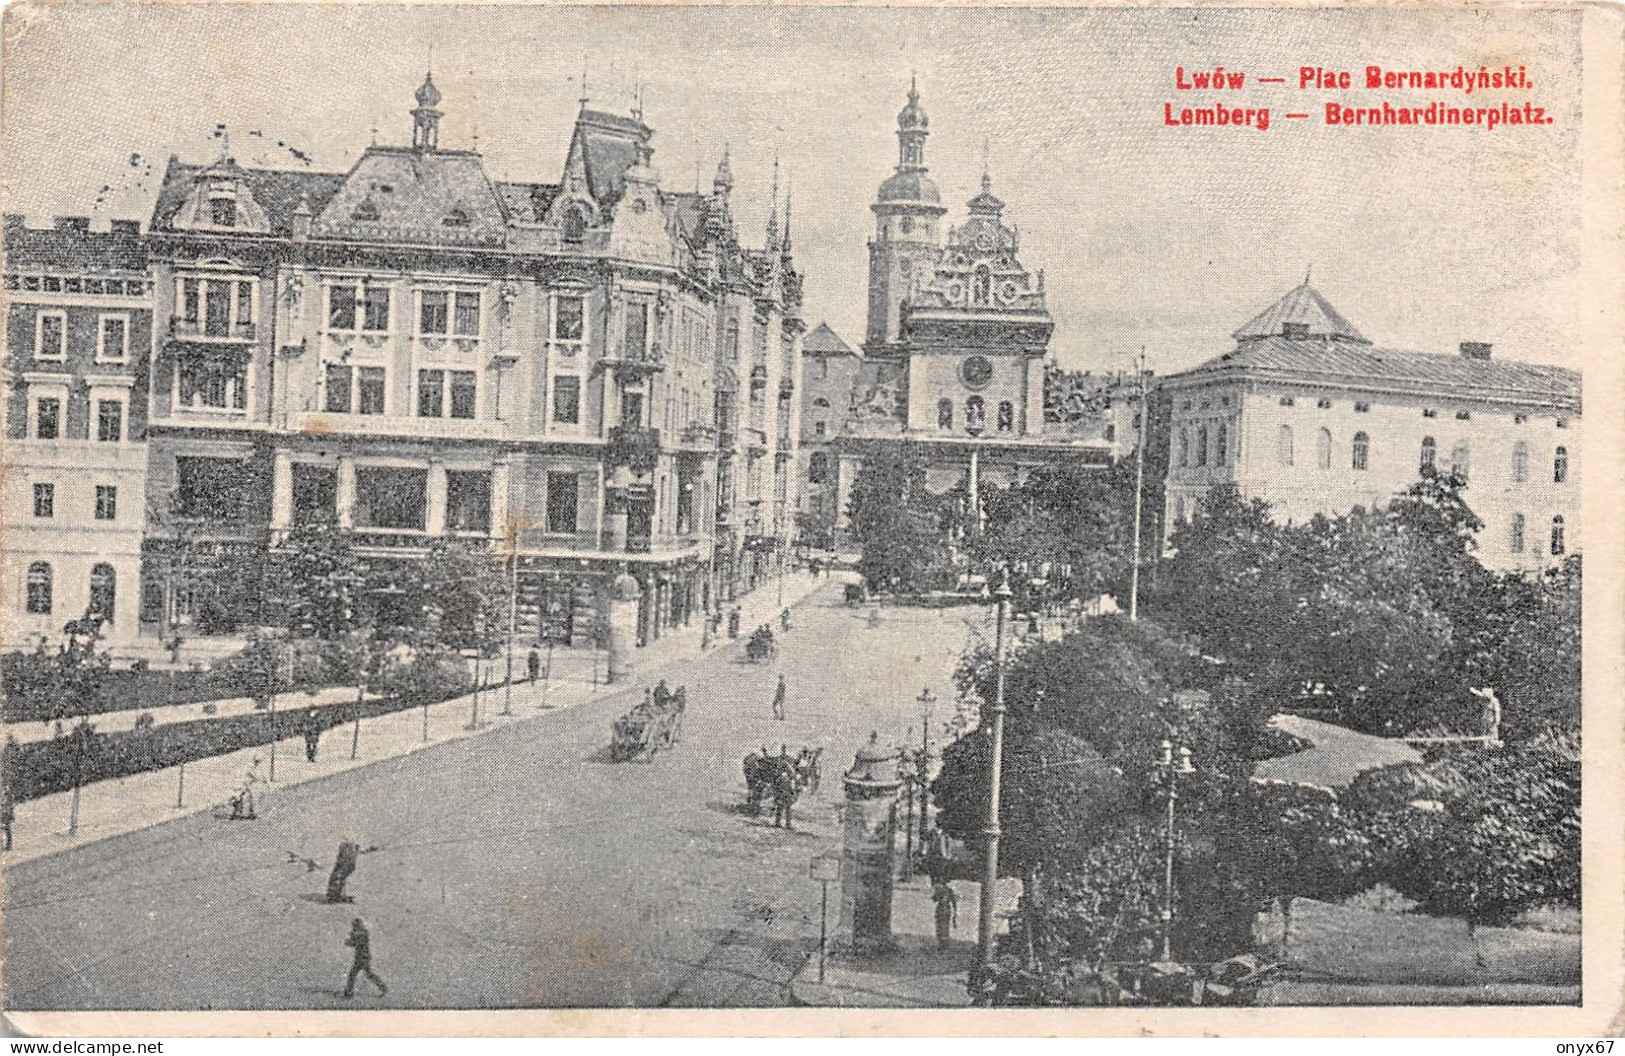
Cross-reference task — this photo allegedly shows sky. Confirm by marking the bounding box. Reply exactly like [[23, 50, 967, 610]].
[[1, 4, 1585, 376]]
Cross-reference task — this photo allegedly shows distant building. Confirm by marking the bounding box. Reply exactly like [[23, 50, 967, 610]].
[[795, 322, 861, 546], [2, 216, 153, 649], [1162, 278, 1581, 571], [814, 80, 1116, 542]]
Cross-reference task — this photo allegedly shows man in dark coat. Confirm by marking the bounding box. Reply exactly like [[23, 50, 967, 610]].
[[326, 840, 360, 903], [342, 917, 387, 997], [527, 648, 541, 683], [304, 710, 322, 762], [771, 674, 787, 721], [771, 746, 797, 829]]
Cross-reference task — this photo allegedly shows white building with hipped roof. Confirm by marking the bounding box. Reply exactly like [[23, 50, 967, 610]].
[[1161, 278, 1580, 572]]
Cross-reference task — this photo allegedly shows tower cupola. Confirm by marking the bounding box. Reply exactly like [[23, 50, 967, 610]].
[[411, 71, 442, 151]]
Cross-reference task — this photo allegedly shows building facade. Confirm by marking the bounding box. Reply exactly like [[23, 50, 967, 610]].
[[3, 216, 153, 650], [4, 73, 801, 654], [814, 81, 1114, 539], [1162, 279, 1581, 572]]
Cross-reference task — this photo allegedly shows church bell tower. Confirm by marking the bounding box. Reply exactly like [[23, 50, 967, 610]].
[[865, 77, 947, 356]]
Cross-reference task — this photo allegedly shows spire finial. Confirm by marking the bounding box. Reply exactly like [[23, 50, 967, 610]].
[[631, 82, 643, 123], [766, 153, 781, 249], [1304, 264, 1313, 286], [982, 136, 992, 194], [781, 177, 793, 255], [579, 55, 589, 111], [909, 71, 918, 103]]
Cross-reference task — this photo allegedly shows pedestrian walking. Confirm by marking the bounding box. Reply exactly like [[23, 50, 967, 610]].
[[304, 710, 322, 763], [780, 608, 792, 633], [727, 606, 742, 639], [1, 785, 14, 851], [527, 648, 541, 683], [771, 747, 797, 830], [326, 840, 360, 903], [932, 879, 959, 949], [341, 917, 388, 998], [771, 674, 787, 721], [232, 758, 264, 820]]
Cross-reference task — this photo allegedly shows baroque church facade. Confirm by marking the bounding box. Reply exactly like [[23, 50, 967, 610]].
[[809, 80, 1117, 545]]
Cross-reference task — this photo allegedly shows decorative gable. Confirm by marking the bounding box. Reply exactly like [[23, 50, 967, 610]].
[[169, 160, 272, 234]]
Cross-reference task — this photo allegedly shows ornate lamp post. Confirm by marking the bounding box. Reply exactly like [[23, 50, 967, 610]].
[[1154, 736, 1196, 963], [975, 570, 1014, 998]]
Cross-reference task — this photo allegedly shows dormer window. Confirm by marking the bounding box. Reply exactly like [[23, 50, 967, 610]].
[[1282, 322, 1310, 339], [443, 208, 471, 228], [353, 199, 380, 222], [562, 203, 589, 243], [209, 197, 237, 227]]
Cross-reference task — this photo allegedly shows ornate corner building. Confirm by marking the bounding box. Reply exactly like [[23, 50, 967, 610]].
[[3, 73, 804, 654]]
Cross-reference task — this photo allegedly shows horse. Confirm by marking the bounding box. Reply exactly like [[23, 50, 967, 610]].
[[794, 746, 824, 796], [743, 749, 777, 815]]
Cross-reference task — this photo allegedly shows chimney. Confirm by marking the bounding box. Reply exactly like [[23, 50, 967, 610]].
[[110, 219, 141, 238], [1460, 341, 1493, 360], [53, 216, 90, 232]]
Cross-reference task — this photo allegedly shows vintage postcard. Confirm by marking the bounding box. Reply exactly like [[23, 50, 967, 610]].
[[1, 0, 1621, 1038]]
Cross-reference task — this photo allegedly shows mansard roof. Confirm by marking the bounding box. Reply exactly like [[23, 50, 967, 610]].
[[311, 146, 507, 247], [572, 109, 653, 211], [149, 157, 345, 236], [494, 181, 561, 223]]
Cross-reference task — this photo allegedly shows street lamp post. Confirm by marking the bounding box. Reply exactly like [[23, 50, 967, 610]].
[[975, 570, 1014, 999], [1129, 348, 1148, 622], [503, 553, 518, 717], [918, 684, 937, 833], [1154, 736, 1196, 963]]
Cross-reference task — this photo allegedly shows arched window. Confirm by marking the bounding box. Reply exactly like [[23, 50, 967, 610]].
[[89, 563, 116, 623], [1554, 446, 1569, 483], [724, 320, 739, 361], [1196, 426, 1209, 467], [813, 397, 830, 410], [937, 398, 953, 430], [997, 401, 1014, 433], [1317, 428, 1332, 470], [561, 203, 589, 242], [808, 451, 829, 485], [26, 561, 52, 614], [1551, 515, 1566, 555], [965, 395, 985, 432], [1278, 425, 1295, 466], [1178, 428, 1190, 468], [1104, 422, 1116, 443], [1510, 513, 1525, 554], [1352, 431, 1369, 471], [1512, 440, 1528, 482], [1451, 440, 1471, 481], [1420, 436, 1437, 473], [1216, 423, 1228, 465], [973, 266, 992, 305]]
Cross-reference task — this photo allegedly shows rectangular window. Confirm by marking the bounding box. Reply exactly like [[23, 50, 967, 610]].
[[357, 367, 386, 415], [354, 466, 428, 531], [97, 315, 129, 363], [325, 364, 353, 413], [625, 302, 649, 358], [204, 282, 232, 335], [552, 375, 580, 424], [419, 291, 449, 335], [96, 400, 123, 442], [814, 421, 826, 438], [445, 471, 492, 533], [95, 485, 118, 521], [554, 296, 585, 342], [210, 198, 237, 226], [453, 292, 481, 337], [417, 369, 445, 418], [33, 483, 54, 519], [235, 281, 254, 325], [328, 285, 358, 330], [35, 397, 61, 440], [183, 278, 202, 323], [449, 371, 477, 419], [362, 286, 390, 332], [35, 311, 66, 360], [546, 472, 579, 533]]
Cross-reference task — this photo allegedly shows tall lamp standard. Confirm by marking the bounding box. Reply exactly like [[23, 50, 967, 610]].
[[1129, 348, 1148, 622], [1154, 736, 1196, 962], [975, 570, 1014, 998]]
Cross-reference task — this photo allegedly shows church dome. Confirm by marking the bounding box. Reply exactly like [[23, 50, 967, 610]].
[[415, 72, 441, 107], [878, 168, 941, 204], [897, 78, 928, 131]]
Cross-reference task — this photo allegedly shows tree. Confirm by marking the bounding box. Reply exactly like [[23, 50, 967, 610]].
[[971, 462, 1134, 604], [845, 445, 951, 592], [384, 541, 507, 654], [270, 522, 366, 639], [1479, 556, 1580, 742]]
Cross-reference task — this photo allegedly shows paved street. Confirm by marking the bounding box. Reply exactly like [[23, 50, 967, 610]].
[[3, 580, 985, 1009]]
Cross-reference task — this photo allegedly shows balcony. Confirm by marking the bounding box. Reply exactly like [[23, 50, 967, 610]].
[[679, 421, 718, 450], [291, 411, 505, 442], [607, 425, 662, 474], [605, 340, 666, 377], [171, 317, 257, 343], [511, 526, 704, 559]]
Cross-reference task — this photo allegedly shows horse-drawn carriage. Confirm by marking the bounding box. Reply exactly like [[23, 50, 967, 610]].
[[609, 684, 687, 762], [745, 625, 778, 663], [742, 746, 823, 816]]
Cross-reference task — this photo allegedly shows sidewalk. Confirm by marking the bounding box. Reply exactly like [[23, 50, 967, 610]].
[[3, 570, 826, 867], [789, 873, 1023, 1007]]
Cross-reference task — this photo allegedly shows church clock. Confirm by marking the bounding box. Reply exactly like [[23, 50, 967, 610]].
[[961, 355, 993, 389]]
